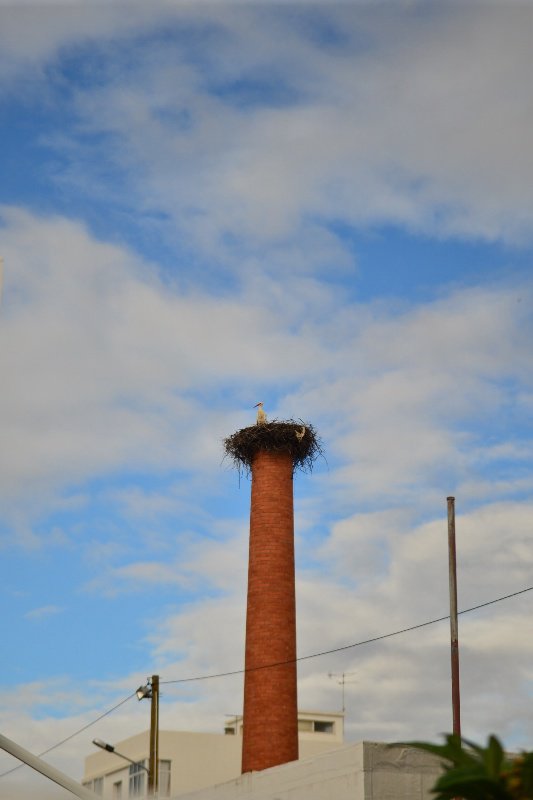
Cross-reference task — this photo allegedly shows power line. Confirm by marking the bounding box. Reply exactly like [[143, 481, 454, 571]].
[[1, 584, 531, 777], [0, 693, 135, 779], [161, 585, 533, 685]]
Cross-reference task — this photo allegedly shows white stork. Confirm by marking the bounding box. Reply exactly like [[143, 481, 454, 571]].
[[295, 426, 306, 442], [254, 402, 267, 425]]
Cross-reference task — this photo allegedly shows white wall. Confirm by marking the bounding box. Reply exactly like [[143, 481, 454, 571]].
[[170, 742, 443, 800]]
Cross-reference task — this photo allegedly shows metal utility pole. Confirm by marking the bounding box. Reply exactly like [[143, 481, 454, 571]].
[[0, 733, 99, 800], [447, 497, 461, 738], [148, 675, 159, 797]]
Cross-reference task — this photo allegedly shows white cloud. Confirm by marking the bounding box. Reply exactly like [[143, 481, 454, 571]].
[[84, 514, 248, 598], [28, 2, 533, 248], [0, 206, 330, 538], [24, 605, 64, 620], [2, 206, 530, 545]]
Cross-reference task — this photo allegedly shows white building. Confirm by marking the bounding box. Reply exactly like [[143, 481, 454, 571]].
[[83, 711, 344, 799]]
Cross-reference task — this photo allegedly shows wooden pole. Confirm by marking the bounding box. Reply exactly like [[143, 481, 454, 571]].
[[148, 675, 159, 796]]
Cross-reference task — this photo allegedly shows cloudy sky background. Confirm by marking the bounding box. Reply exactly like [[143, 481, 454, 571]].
[[1, 1, 533, 796]]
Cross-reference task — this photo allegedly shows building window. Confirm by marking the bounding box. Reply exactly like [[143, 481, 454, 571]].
[[298, 718, 335, 734], [159, 760, 171, 798], [93, 776, 104, 796], [224, 727, 235, 735], [129, 761, 146, 797], [314, 720, 334, 733], [113, 780, 123, 799]]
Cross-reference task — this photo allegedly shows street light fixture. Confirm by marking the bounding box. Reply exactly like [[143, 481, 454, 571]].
[[92, 738, 114, 754], [92, 739, 149, 772], [136, 682, 152, 701]]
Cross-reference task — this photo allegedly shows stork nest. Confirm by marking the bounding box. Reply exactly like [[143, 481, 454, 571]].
[[223, 420, 323, 475]]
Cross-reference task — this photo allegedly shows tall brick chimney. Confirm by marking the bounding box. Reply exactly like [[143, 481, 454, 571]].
[[242, 448, 298, 773], [224, 419, 320, 775]]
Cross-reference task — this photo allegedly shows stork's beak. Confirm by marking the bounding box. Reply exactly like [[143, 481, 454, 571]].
[[253, 402, 262, 407]]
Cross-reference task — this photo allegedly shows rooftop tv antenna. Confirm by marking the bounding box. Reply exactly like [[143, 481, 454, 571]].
[[328, 671, 358, 714]]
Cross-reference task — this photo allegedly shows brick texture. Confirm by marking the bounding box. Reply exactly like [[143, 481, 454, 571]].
[[241, 449, 299, 774]]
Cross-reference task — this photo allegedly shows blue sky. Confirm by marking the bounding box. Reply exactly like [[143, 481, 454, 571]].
[[1, 2, 533, 795]]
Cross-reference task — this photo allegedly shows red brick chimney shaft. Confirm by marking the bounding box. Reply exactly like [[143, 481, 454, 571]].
[[241, 449, 299, 773]]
